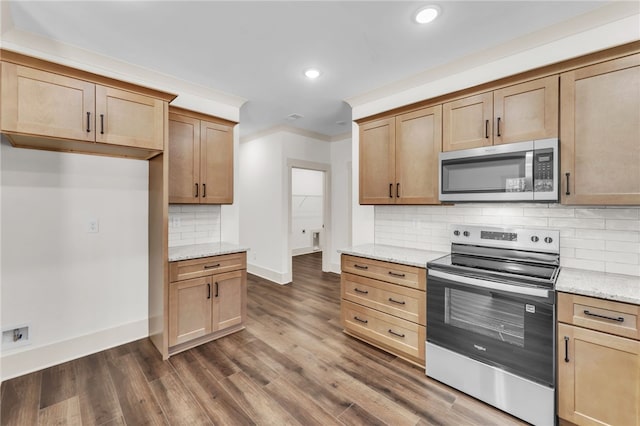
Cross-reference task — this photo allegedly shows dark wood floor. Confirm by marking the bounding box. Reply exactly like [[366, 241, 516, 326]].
[[0, 252, 525, 425]]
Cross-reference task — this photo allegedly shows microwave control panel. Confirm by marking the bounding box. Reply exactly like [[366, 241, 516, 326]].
[[534, 150, 554, 192]]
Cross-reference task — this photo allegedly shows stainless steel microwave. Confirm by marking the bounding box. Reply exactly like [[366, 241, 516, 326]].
[[439, 138, 558, 202]]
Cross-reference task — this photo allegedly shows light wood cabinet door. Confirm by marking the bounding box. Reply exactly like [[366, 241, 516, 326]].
[[493, 75, 558, 145], [395, 106, 442, 204], [169, 276, 213, 347], [359, 117, 396, 204], [212, 270, 246, 331], [558, 323, 640, 426], [443, 92, 493, 151], [561, 54, 640, 205], [168, 113, 200, 204], [95, 85, 164, 151], [0, 62, 95, 141], [200, 120, 234, 204]]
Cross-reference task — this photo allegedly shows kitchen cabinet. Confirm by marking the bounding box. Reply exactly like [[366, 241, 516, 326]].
[[340, 254, 426, 367], [442, 75, 558, 151], [168, 252, 247, 352], [169, 108, 235, 204], [557, 293, 640, 426], [0, 60, 167, 158], [359, 105, 442, 205], [560, 54, 640, 205]]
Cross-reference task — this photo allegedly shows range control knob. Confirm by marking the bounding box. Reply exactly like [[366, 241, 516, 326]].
[[531, 236, 539, 242], [453, 230, 460, 236], [463, 231, 470, 237], [544, 237, 553, 244]]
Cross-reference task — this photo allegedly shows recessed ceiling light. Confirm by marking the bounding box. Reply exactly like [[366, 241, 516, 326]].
[[304, 69, 321, 79], [414, 5, 440, 24]]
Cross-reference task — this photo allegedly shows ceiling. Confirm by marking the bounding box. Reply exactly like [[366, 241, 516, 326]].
[[3, 1, 623, 139]]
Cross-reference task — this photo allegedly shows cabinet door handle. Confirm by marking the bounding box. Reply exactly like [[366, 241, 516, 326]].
[[388, 329, 405, 338], [496, 117, 501, 137], [100, 114, 104, 135], [204, 263, 221, 269], [207, 282, 211, 299], [583, 310, 624, 323], [195, 183, 199, 198], [485, 119, 489, 139], [202, 183, 206, 198], [354, 316, 368, 324], [396, 183, 400, 198], [565, 172, 571, 196], [354, 264, 368, 270], [388, 297, 406, 305], [564, 336, 569, 362], [354, 288, 369, 294], [388, 271, 406, 278], [215, 282, 219, 298], [389, 183, 393, 198], [86, 112, 91, 133]]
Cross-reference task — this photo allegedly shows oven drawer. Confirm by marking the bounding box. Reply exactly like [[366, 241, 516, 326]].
[[341, 255, 426, 290], [342, 300, 425, 362], [170, 252, 247, 282], [558, 292, 639, 340], [341, 273, 425, 325]]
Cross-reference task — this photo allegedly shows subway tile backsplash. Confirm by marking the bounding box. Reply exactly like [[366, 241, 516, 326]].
[[374, 204, 640, 277], [168, 204, 221, 247]]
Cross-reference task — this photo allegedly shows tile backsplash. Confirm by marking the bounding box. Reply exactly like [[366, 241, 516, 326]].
[[169, 204, 221, 247], [375, 204, 640, 277]]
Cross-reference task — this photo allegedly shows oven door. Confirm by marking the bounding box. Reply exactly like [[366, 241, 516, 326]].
[[427, 269, 555, 387]]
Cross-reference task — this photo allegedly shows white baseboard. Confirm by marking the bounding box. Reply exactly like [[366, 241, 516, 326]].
[[247, 263, 291, 285], [292, 247, 319, 256], [330, 262, 342, 274], [1, 319, 148, 381]]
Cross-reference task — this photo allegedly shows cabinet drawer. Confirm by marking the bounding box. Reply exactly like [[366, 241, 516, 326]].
[[558, 292, 639, 340], [341, 272, 425, 325], [341, 255, 426, 290], [170, 252, 246, 282], [341, 300, 425, 362]]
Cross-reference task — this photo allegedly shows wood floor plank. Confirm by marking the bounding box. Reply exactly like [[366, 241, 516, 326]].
[[215, 333, 281, 386], [130, 337, 176, 383], [74, 352, 123, 426], [106, 352, 167, 425], [39, 360, 77, 409], [37, 395, 82, 426], [0, 371, 42, 426], [337, 403, 387, 426], [149, 373, 212, 425], [192, 340, 241, 380]]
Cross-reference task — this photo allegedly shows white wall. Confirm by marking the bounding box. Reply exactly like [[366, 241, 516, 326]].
[[291, 168, 324, 254], [221, 126, 241, 244], [330, 138, 352, 273], [0, 137, 149, 380]]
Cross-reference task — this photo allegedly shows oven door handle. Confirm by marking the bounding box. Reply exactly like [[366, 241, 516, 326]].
[[428, 269, 551, 299]]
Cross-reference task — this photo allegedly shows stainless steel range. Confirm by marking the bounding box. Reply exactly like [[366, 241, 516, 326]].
[[426, 225, 560, 426]]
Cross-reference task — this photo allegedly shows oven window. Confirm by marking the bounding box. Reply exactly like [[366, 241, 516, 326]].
[[445, 288, 524, 347]]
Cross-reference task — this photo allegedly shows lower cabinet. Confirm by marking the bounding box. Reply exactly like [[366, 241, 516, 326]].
[[168, 252, 247, 353], [557, 293, 640, 426], [340, 254, 426, 367]]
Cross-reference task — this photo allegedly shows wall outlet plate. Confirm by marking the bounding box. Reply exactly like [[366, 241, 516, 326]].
[[2, 324, 31, 350], [87, 219, 99, 233]]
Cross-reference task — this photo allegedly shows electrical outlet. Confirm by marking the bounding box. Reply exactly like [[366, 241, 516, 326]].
[[87, 219, 99, 233], [2, 325, 30, 349], [170, 216, 181, 228]]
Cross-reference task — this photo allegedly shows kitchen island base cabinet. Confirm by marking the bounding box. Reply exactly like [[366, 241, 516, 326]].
[[168, 253, 247, 355]]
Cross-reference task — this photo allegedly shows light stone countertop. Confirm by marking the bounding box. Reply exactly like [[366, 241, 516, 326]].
[[168, 242, 249, 262], [338, 244, 448, 268], [556, 268, 640, 305]]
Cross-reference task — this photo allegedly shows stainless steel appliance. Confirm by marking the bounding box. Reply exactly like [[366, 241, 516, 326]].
[[426, 225, 560, 426], [439, 138, 558, 202]]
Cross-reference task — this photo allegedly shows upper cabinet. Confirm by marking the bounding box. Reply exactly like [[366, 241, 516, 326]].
[[443, 75, 559, 151], [0, 53, 174, 160], [168, 108, 235, 205], [561, 54, 640, 205], [359, 105, 442, 205]]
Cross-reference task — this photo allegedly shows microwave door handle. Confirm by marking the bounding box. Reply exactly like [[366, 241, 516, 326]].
[[428, 269, 551, 299], [525, 151, 534, 191]]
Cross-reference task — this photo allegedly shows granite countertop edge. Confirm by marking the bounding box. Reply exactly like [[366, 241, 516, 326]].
[[556, 267, 640, 306], [338, 244, 448, 268], [168, 242, 250, 262]]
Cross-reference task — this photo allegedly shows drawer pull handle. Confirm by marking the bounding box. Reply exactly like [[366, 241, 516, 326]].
[[564, 336, 569, 363], [353, 316, 368, 324], [354, 288, 369, 294], [204, 264, 221, 269], [388, 329, 405, 338], [388, 297, 405, 305], [583, 310, 624, 323], [388, 271, 405, 278], [354, 264, 368, 270]]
